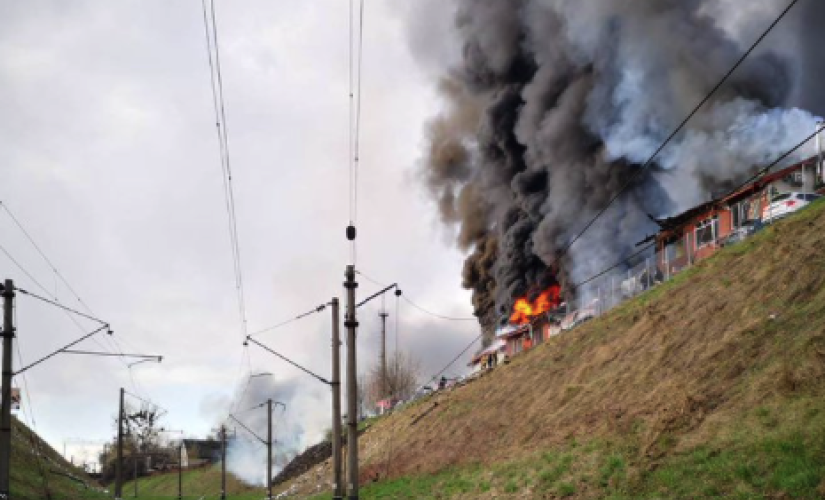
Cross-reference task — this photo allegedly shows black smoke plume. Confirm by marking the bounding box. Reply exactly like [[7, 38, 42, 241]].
[[417, 0, 822, 340]]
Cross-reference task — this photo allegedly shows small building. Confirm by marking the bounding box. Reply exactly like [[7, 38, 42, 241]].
[[652, 156, 823, 274], [182, 439, 222, 464], [496, 314, 557, 357], [468, 340, 506, 372], [497, 325, 533, 356]]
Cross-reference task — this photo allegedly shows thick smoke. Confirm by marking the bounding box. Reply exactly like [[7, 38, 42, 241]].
[[416, 0, 823, 339]]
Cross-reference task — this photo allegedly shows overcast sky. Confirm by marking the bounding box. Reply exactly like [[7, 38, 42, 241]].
[[0, 0, 476, 467]]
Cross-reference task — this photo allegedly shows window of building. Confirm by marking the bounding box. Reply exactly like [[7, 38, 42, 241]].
[[695, 216, 718, 248], [731, 200, 754, 229]]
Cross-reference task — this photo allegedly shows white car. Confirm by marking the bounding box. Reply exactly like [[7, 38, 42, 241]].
[[762, 192, 821, 223]]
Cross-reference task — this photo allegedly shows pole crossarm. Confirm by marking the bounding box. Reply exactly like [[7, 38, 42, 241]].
[[14, 324, 110, 375], [228, 414, 266, 445], [15, 288, 109, 325], [61, 350, 162, 361], [236, 400, 286, 414], [356, 283, 398, 309], [245, 337, 331, 385]]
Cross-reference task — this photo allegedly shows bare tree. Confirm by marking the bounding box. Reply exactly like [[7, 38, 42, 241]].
[[125, 403, 163, 453], [99, 403, 165, 482], [364, 350, 420, 410]]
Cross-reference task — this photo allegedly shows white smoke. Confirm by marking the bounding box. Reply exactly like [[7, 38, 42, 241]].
[[220, 374, 325, 486], [227, 438, 268, 486]]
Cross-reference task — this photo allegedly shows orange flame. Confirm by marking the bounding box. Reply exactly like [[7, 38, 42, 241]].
[[509, 286, 561, 325]]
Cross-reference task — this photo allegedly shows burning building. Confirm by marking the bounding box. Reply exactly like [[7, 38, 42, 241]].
[[415, 0, 825, 343]]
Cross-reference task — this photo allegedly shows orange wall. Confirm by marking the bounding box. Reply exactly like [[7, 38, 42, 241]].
[[657, 208, 734, 269]]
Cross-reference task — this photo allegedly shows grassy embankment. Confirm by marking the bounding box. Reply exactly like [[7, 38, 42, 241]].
[[291, 200, 825, 499], [10, 416, 108, 500], [120, 464, 265, 499]]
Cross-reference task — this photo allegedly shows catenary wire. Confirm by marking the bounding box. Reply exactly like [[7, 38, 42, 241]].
[[200, 0, 256, 419]]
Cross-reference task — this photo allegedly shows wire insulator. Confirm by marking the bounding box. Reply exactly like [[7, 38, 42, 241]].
[[346, 225, 357, 241], [395, 289, 402, 297]]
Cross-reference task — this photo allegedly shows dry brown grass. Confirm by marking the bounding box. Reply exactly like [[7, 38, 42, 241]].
[[280, 201, 825, 499]]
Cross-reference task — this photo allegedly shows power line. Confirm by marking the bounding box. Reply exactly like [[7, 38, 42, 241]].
[[423, 333, 483, 389], [200, 0, 255, 421], [0, 202, 95, 316], [401, 296, 476, 322], [719, 129, 822, 199], [201, 0, 248, 340], [546, 0, 802, 271], [247, 303, 328, 338], [347, 0, 366, 264], [348, 0, 355, 227], [355, 270, 476, 321], [570, 243, 655, 289]]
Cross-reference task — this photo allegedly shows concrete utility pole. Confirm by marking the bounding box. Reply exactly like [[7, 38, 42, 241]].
[[220, 425, 227, 500], [379, 310, 389, 400], [0, 279, 15, 499], [267, 399, 273, 500], [116, 387, 124, 500], [343, 265, 359, 500], [133, 455, 138, 498], [178, 442, 183, 500], [330, 298, 344, 500]]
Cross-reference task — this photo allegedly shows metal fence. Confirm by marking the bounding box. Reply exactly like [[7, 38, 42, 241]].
[[555, 216, 778, 332], [558, 244, 697, 332]]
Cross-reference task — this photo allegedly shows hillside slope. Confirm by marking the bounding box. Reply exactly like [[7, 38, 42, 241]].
[[120, 464, 263, 499], [284, 200, 825, 499], [10, 416, 108, 500]]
